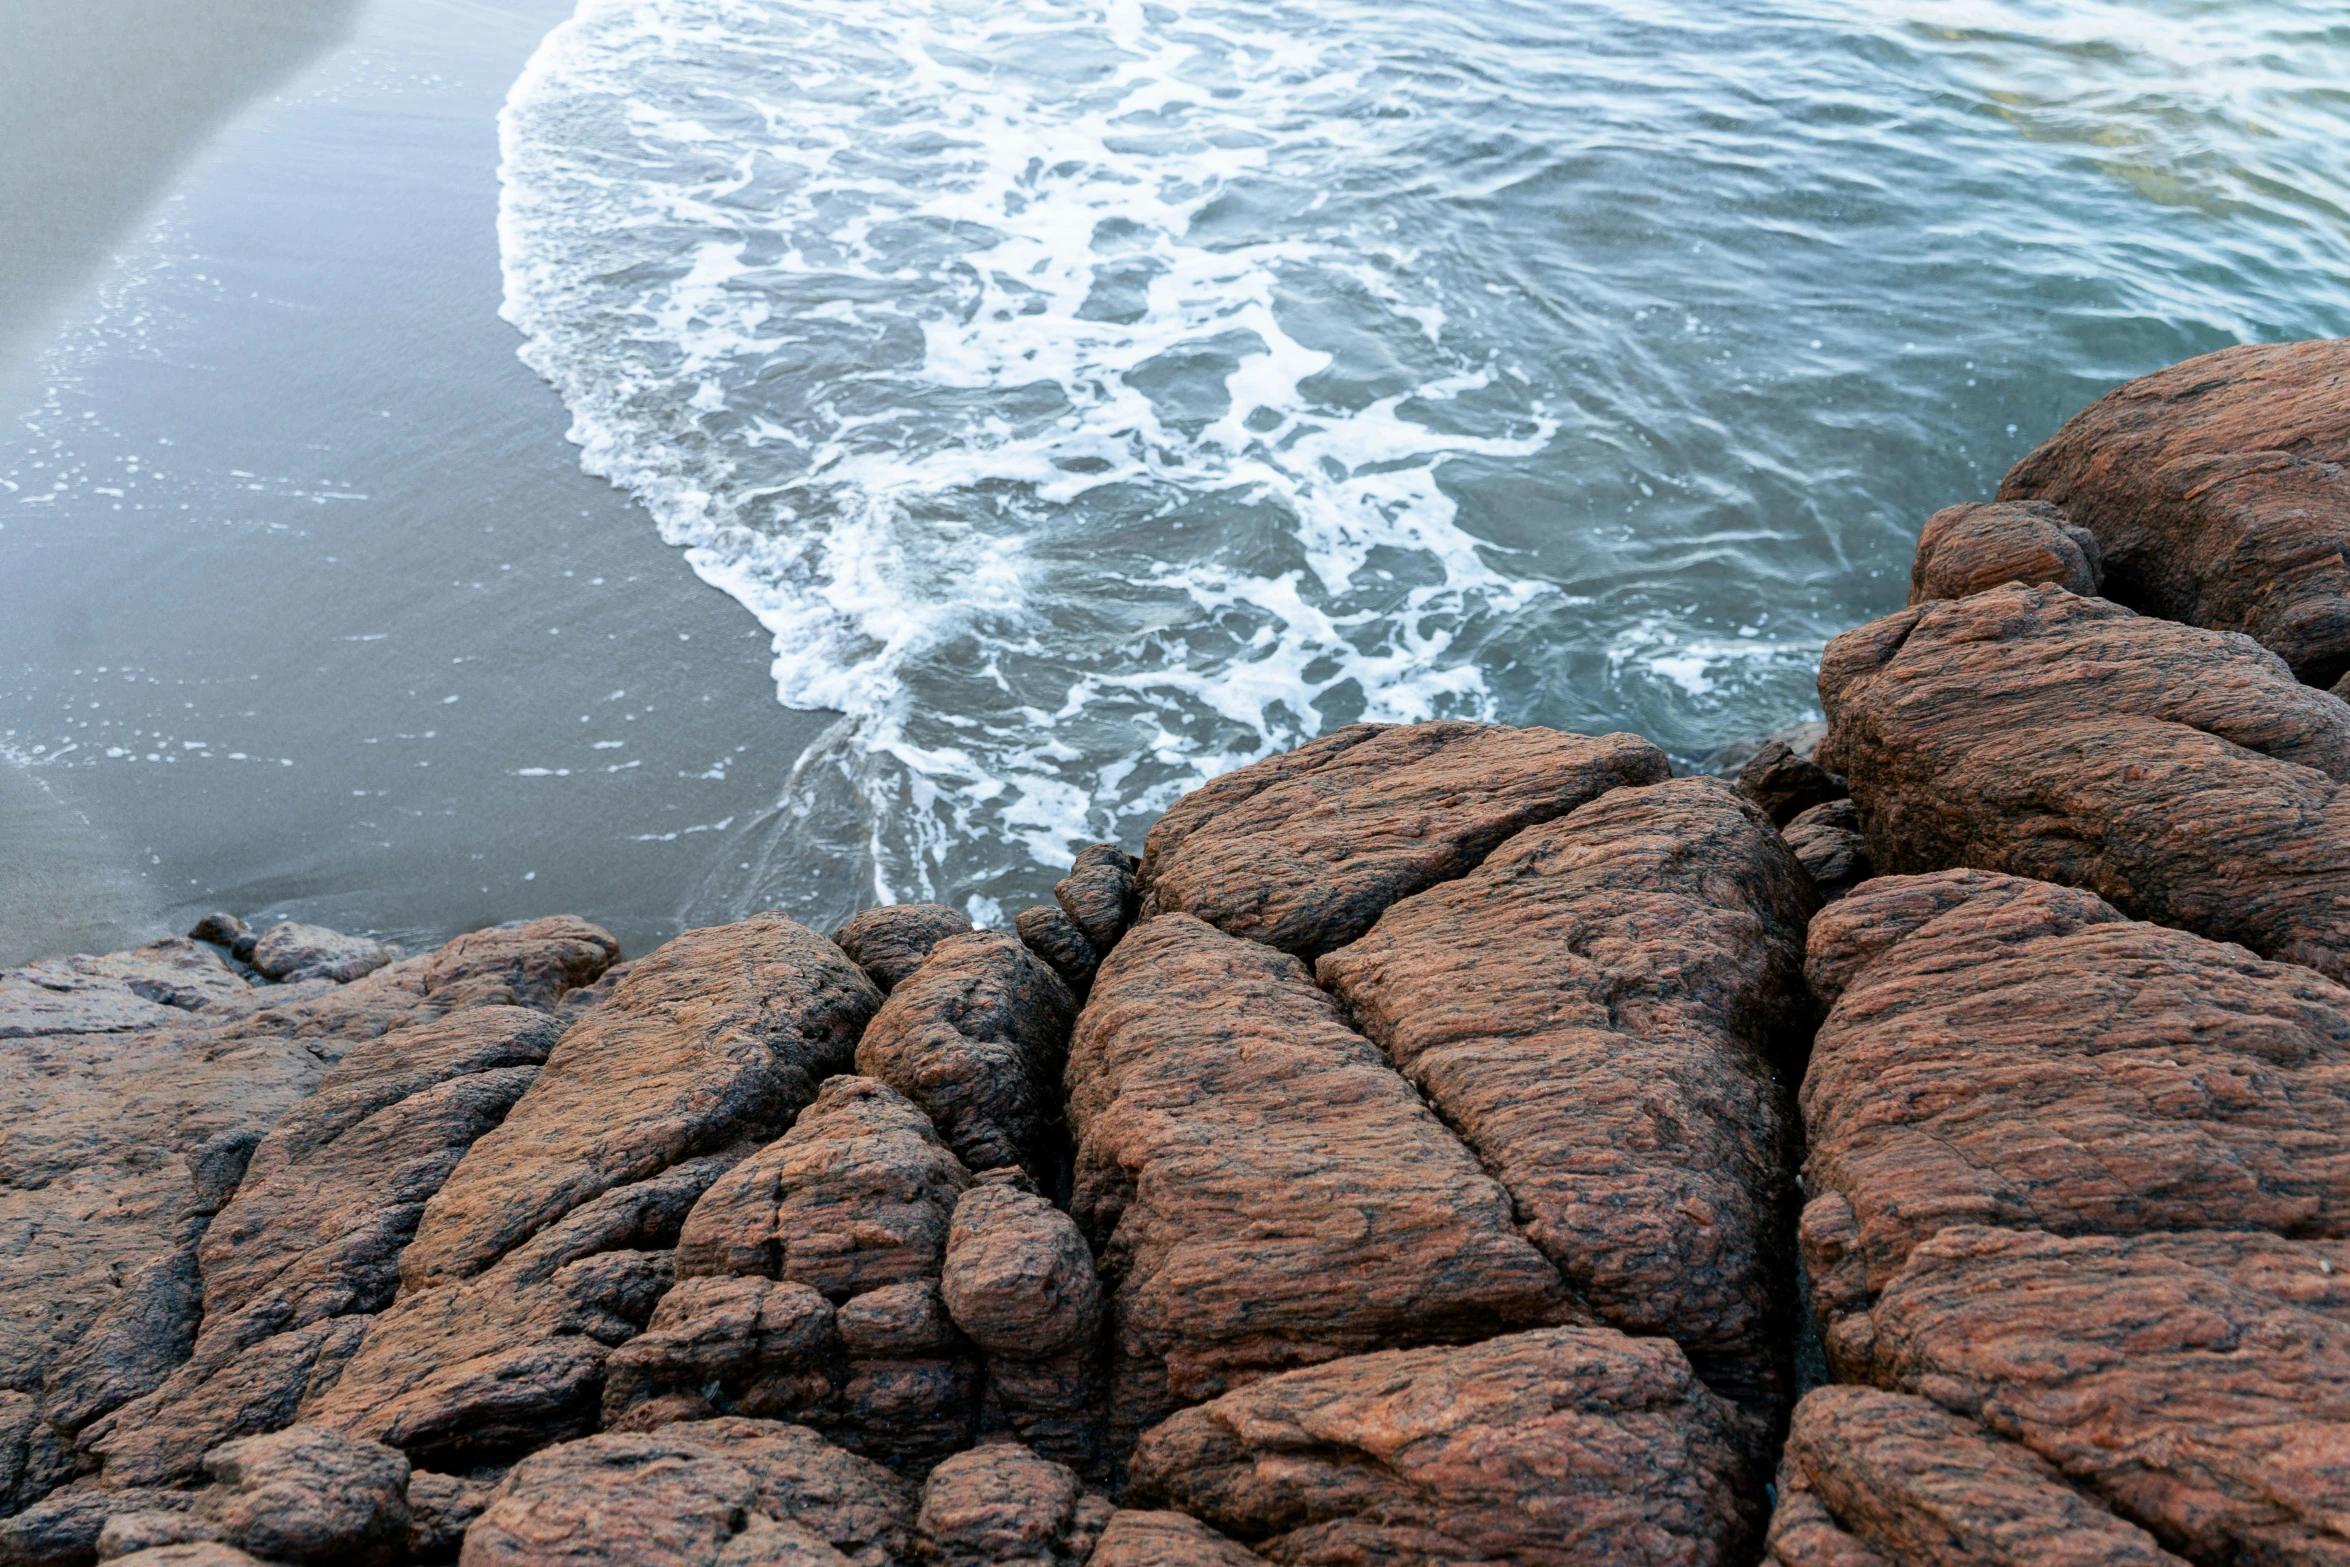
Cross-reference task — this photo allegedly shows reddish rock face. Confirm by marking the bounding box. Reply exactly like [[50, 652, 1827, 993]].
[[1999, 338, 2350, 686], [1066, 914, 1572, 1449], [1134, 722, 1670, 959], [1906, 500, 2101, 607], [403, 916, 881, 1291], [913, 1442, 1110, 1567], [1319, 777, 1813, 1418], [1818, 582, 2350, 980], [940, 1180, 1105, 1473], [832, 905, 974, 996], [1769, 1387, 2180, 1567], [1090, 1511, 1266, 1567], [1126, 1326, 1764, 1567]]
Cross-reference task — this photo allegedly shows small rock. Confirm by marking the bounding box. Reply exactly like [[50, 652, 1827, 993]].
[[914, 1443, 1108, 1567], [1088, 1512, 1264, 1567], [940, 1184, 1105, 1474], [405, 1472, 491, 1563], [1906, 499, 2101, 605], [1010, 907, 1096, 1003], [1053, 846, 1138, 958], [832, 905, 975, 995], [1782, 799, 1872, 902], [202, 1424, 410, 1566], [184, 1131, 264, 1217], [0, 1486, 203, 1566], [1736, 739, 1847, 827], [186, 914, 250, 950], [249, 923, 392, 986], [106, 1547, 267, 1567]]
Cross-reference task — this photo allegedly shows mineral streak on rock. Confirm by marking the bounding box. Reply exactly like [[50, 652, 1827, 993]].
[[1905, 500, 2101, 607], [402, 915, 880, 1290], [1319, 777, 1813, 1416], [833, 905, 975, 996], [1054, 846, 1140, 958], [1817, 582, 2350, 980], [1135, 721, 1671, 959], [1862, 1226, 2350, 1566], [913, 1442, 1110, 1567], [1089, 1511, 1267, 1567], [1767, 1387, 2182, 1567], [1999, 338, 2350, 686], [856, 932, 1077, 1182], [1065, 913, 1573, 1451], [1126, 1326, 1764, 1567], [1799, 872, 2350, 1371]]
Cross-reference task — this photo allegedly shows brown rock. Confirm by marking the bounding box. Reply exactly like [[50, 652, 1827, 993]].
[[0, 1485, 201, 1566], [1999, 337, 2350, 684], [1863, 1226, 2350, 1565], [200, 1424, 411, 1566], [0, 1391, 79, 1519], [1127, 1326, 1763, 1567], [855, 934, 1075, 1181], [1770, 1386, 2180, 1567], [940, 1182, 1103, 1471], [1782, 800, 1871, 902], [1319, 777, 1813, 1415], [1010, 909, 1096, 1004], [39, 1225, 207, 1439], [248, 923, 392, 986], [913, 1443, 1108, 1567], [108, 1547, 266, 1567], [1066, 913, 1571, 1449], [1737, 739, 1848, 827], [1135, 722, 1670, 959], [833, 906, 975, 996], [1053, 847, 1138, 958], [406, 1471, 491, 1563], [1088, 1512, 1265, 1567], [1763, 1470, 1890, 1567], [1906, 500, 2101, 606], [458, 1419, 913, 1567], [602, 1274, 835, 1431], [403, 916, 879, 1291], [1801, 872, 2350, 1371], [1818, 582, 2350, 980], [1798, 867, 2086, 1013]]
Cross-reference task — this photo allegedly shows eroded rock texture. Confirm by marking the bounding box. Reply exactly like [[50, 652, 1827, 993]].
[[1066, 913, 1571, 1450], [1999, 337, 2350, 685], [834, 906, 974, 997], [1782, 800, 1871, 903], [1011, 908, 1098, 1005], [1054, 847, 1139, 959], [1090, 1512, 1266, 1567], [1127, 1327, 1763, 1567], [1905, 500, 2101, 607], [1736, 741, 1847, 828], [1134, 722, 1669, 959], [1766, 1387, 2181, 1567], [913, 1442, 1108, 1567], [1817, 582, 2350, 979], [856, 934, 1076, 1183], [940, 1180, 1104, 1472], [1320, 777, 1812, 1416]]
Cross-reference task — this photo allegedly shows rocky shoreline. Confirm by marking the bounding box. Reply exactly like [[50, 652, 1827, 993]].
[[3, 337, 2346, 1566]]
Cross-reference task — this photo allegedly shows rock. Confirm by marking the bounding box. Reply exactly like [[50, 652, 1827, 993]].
[[1763, 1474, 1890, 1567], [1053, 847, 1138, 959], [1135, 722, 1671, 959], [389, 917, 619, 1013], [1998, 337, 2350, 685], [1010, 909, 1096, 1004], [186, 914, 249, 951], [96, 1512, 232, 1558], [1705, 720, 1829, 781], [304, 1157, 727, 1469], [1906, 500, 2101, 606], [602, 1274, 835, 1431], [1800, 872, 2350, 1376], [405, 1472, 490, 1563], [1798, 868, 2075, 1013], [106, 1547, 266, 1567], [1088, 1512, 1264, 1567], [1, 941, 257, 1041], [1769, 1386, 2181, 1567], [39, 1228, 207, 1439], [184, 1132, 262, 1218], [913, 1443, 1108, 1567], [402, 916, 880, 1291], [832, 907, 975, 997], [1067, 913, 1571, 1451], [1818, 582, 2350, 980], [458, 1419, 914, 1567], [1318, 777, 1813, 1416], [199, 1425, 410, 1566], [1860, 1226, 2350, 1565], [1782, 799, 1872, 902], [1127, 1326, 1763, 1567], [940, 1182, 1103, 1471], [855, 934, 1075, 1182], [249, 923, 392, 986], [1736, 740, 1848, 827], [0, 1485, 200, 1566], [0, 1391, 79, 1519]]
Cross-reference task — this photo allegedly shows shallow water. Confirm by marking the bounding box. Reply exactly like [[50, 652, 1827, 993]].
[[499, 0, 2349, 924]]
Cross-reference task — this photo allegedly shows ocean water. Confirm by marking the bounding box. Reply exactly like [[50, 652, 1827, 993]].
[[496, 0, 2350, 924]]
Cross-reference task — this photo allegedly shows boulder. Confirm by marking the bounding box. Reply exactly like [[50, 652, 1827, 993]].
[[402, 916, 879, 1291], [1010, 909, 1096, 1004], [855, 934, 1075, 1182], [249, 924, 392, 986], [1134, 722, 1670, 959], [1127, 1326, 1763, 1567], [1818, 582, 2350, 980], [912, 1443, 1108, 1567], [1736, 740, 1847, 827], [1999, 337, 2350, 685], [1906, 500, 2101, 606], [1088, 1513, 1265, 1567], [1799, 872, 2350, 1373], [1768, 1386, 2180, 1567], [199, 1425, 411, 1566], [1053, 847, 1138, 958], [0, 1485, 202, 1565], [1706, 720, 1829, 781], [832, 906, 974, 996], [1782, 800, 1871, 902], [457, 1419, 913, 1567], [406, 1471, 490, 1563], [940, 1180, 1103, 1471], [1067, 914, 1571, 1451], [1318, 777, 1812, 1416]]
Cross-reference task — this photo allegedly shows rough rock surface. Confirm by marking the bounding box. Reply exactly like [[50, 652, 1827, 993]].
[[1067, 913, 1571, 1448], [1089, 1512, 1265, 1567], [0, 940, 264, 1040], [458, 1419, 913, 1567], [855, 934, 1076, 1182], [201, 1425, 411, 1566], [0, 1484, 201, 1564], [1999, 337, 2350, 685], [1817, 582, 2350, 979], [1010, 909, 1097, 1004], [1736, 740, 1848, 827], [1127, 1327, 1763, 1567], [407, 1471, 491, 1562], [1319, 777, 1813, 1415], [833, 906, 974, 997], [1135, 722, 1670, 959], [108, 1546, 266, 1566], [1782, 800, 1871, 902], [1905, 500, 2101, 607], [1799, 871, 2350, 1370], [1766, 1386, 2181, 1567], [912, 1443, 1108, 1567], [1053, 847, 1139, 959], [940, 1181, 1103, 1471], [248, 923, 392, 986], [403, 916, 879, 1291]]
